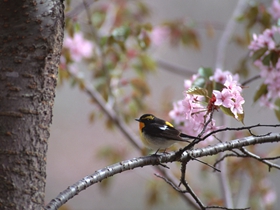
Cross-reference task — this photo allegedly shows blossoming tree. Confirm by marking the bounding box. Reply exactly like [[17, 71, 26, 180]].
[[46, 1, 280, 210]]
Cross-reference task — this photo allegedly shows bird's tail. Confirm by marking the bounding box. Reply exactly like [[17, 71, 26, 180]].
[[179, 133, 196, 141]]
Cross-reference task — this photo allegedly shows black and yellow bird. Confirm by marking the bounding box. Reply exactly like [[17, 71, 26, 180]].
[[135, 114, 194, 153]]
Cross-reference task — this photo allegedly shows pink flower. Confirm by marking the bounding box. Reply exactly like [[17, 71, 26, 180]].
[[210, 68, 239, 84], [259, 95, 276, 109], [64, 33, 93, 62], [269, 0, 280, 20], [263, 190, 277, 206], [169, 100, 187, 125], [211, 71, 244, 120], [230, 95, 245, 118], [169, 68, 244, 139], [150, 26, 170, 46], [224, 75, 242, 96], [169, 90, 215, 138], [249, 27, 280, 53], [184, 74, 199, 90], [213, 89, 234, 108]]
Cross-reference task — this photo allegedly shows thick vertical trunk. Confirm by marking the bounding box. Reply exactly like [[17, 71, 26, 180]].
[[0, 0, 64, 209]]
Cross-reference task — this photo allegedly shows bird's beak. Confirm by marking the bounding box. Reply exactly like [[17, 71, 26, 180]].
[[135, 118, 140, 122]]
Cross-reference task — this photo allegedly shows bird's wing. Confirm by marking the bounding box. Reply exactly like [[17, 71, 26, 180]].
[[143, 123, 187, 142]]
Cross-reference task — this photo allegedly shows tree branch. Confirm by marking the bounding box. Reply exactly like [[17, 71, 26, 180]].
[[239, 147, 280, 171], [215, 0, 248, 69], [241, 74, 261, 86], [83, 79, 142, 150], [45, 133, 280, 210], [156, 58, 197, 76]]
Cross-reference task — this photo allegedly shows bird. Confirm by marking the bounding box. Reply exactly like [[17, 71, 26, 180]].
[[135, 114, 194, 153]]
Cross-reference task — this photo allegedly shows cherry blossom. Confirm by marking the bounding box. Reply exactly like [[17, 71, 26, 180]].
[[64, 32, 93, 62], [249, 26, 280, 110], [230, 95, 245, 119], [269, 0, 280, 20], [150, 26, 170, 46], [213, 89, 234, 108], [210, 68, 239, 84], [169, 68, 244, 140], [169, 100, 186, 125]]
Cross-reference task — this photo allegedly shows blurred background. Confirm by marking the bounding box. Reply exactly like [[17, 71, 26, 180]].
[[45, 0, 280, 209]]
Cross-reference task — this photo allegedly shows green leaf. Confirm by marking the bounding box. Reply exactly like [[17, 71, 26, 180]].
[[100, 36, 108, 47], [186, 87, 208, 97], [220, 106, 234, 118], [220, 106, 244, 123], [130, 78, 150, 96], [271, 51, 279, 67], [112, 25, 130, 41], [261, 10, 272, 29], [262, 53, 271, 66], [253, 83, 268, 102], [139, 54, 156, 71], [198, 67, 213, 78], [246, 5, 258, 29], [192, 78, 205, 88], [205, 81, 214, 99], [234, 57, 249, 78], [89, 112, 95, 123], [274, 99, 280, 121], [252, 48, 267, 61], [237, 113, 245, 124], [137, 32, 151, 50], [142, 23, 152, 31], [91, 12, 106, 28]]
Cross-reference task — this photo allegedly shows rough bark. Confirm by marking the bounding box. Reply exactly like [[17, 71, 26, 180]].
[[0, 0, 64, 209]]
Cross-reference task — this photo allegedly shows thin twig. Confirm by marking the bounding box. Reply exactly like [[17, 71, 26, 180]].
[[154, 173, 188, 193], [156, 58, 196, 76], [155, 166, 200, 209], [240, 147, 280, 171], [241, 74, 261, 86], [205, 206, 250, 210], [193, 158, 221, 172], [66, 0, 97, 18], [180, 162, 206, 209], [214, 153, 242, 168], [202, 124, 280, 141]]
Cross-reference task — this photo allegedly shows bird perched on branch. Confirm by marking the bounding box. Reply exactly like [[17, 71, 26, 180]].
[[135, 114, 194, 153]]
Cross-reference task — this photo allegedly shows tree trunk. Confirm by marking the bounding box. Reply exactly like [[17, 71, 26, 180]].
[[0, 0, 64, 209]]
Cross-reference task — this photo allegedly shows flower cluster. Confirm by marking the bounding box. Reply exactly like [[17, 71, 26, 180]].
[[64, 32, 94, 62], [149, 26, 170, 47], [248, 27, 279, 52], [269, 0, 280, 21], [61, 32, 94, 78], [211, 70, 244, 119], [249, 26, 280, 109], [169, 69, 244, 141], [169, 75, 216, 139], [169, 75, 205, 136]]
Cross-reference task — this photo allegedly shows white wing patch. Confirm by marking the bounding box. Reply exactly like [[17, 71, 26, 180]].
[[159, 125, 168, 130]]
